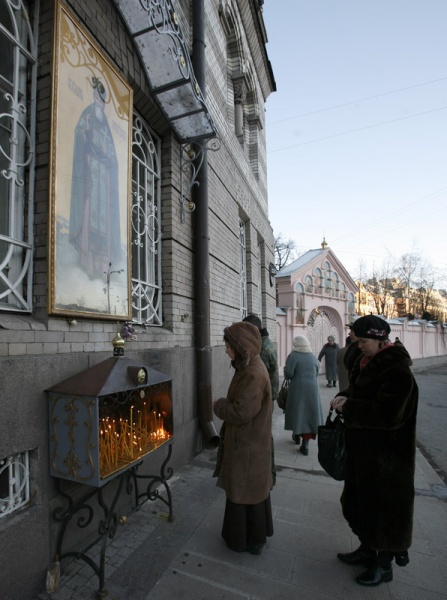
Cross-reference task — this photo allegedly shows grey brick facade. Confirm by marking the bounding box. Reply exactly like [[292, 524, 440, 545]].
[[0, 1, 276, 597]]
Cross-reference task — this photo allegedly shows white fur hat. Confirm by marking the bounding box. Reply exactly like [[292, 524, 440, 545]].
[[292, 335, 312, 353]]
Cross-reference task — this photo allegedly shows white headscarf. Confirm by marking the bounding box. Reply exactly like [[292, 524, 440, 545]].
[[292, 335, 312, 353]]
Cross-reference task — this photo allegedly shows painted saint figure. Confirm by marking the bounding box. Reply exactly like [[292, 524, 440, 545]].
[[69, 77, 121, 280]]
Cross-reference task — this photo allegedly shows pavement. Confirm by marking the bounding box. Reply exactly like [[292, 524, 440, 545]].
[[37, 376, 447, 600]]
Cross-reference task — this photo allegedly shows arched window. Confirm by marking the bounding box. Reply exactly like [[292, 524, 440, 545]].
[[347, 292, 355, 317], [304, 275, 313, 293], [131, 114, 162, 325], [295, 283, 305, 324], [340, 282, 347, 299], [323, 261, 332, 295], [0, 0, 38, 312], [332, 273, 339, 298], [220, 1, 260, 178], [240, 219, 248, 319], [314, 268, 322, 294]]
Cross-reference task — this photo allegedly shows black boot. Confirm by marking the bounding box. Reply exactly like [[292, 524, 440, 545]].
[[337, 543, 375, 566], [356, 552, 393, 587], [300, 439, 309, 455], [394, 550, 409, 566]]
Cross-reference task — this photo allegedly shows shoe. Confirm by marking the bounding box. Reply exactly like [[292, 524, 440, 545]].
[[292, 434, 300, 445], [246, 544, 262, 555], [326, 383, 332, 387], [300, 440, 309, 456], [394, 550, 409, 566], [333, 382, 337, 387], [337, 546, 375, 566], [356, 565, 393, 586]]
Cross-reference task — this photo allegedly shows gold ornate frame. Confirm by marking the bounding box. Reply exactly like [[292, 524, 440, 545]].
[[48, 2, 133, 319]]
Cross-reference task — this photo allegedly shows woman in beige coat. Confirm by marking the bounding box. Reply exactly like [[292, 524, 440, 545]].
[[213, 321, 273, 555]]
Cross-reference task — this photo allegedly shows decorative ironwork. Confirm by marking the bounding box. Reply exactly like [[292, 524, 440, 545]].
[[126, 443, 174, 521], [49, 395, 96, 483], [179, 137, 221, 223], [0, 453, 30, 517], [53, 447, 173, 599], [131, 114, 162, 324], [114, 0, 218, 143], [0, 0, 38, 312]]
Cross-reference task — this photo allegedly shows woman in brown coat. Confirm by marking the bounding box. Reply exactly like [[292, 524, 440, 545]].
[[213, 321, 273, 555], [331, 315, 418, 587]]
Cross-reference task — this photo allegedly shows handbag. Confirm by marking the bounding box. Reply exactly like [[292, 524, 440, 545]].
[[317, 407, 346, 481], [277, 379, 289, 410]]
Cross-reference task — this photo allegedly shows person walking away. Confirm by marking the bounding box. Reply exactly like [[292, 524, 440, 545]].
[[242, 314, 279, 402], [318, 335, 339, 387], [243, 314, 279, 485], [213, 321, 273, 555], [330, 315, 418, 587], [284, 335, 324, 456]]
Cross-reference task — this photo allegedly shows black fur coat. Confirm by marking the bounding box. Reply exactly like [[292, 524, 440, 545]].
[[341, 343, 418, 551]]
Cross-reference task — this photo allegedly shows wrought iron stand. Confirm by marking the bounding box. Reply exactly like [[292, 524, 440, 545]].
[[53, 444, 174, 599]]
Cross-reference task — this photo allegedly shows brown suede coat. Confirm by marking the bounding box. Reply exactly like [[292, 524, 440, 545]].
[[341, 343, 418, 551], [213, 322, 272, 504]]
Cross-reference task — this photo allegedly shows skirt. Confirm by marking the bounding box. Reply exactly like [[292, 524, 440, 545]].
[[222, 494, 274, 552]]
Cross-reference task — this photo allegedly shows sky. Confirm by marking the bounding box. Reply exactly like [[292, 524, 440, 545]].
[[262, 0, 447, 281]]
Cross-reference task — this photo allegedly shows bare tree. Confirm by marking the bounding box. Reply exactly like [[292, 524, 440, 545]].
[[274, 233, 298, 270], [365, 259, 395, 317], [412, 261, 440, 319]]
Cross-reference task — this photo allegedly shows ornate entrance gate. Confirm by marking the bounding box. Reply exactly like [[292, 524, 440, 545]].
[[307, 308, 339, 358]]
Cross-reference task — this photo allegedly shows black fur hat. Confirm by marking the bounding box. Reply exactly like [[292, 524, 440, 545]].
[[352, 315, 391, 340]]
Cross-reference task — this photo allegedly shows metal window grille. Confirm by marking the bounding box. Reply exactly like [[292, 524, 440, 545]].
[[131, 113, 162, 325], [0, 0, 38, 312], [257, 242, 262, 316], [239, 219, 247, 319], [0, 452, 30, 518]]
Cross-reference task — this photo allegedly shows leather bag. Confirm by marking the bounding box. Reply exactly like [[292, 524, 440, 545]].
[[317, 407, 346, 481], [277, 379, 288, 410]]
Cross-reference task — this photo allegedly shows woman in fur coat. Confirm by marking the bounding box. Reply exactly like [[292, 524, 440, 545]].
[[331, 315, 418, 587], [284, 335, 324, 455], [213, 321, 273, 555]]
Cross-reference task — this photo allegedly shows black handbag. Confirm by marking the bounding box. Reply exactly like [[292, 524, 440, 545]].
[[277, 379, 289, 410], [317, 407, 346, 481]]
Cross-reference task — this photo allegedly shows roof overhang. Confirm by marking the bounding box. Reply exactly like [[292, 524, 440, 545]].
[[114, 0, 217, 143]]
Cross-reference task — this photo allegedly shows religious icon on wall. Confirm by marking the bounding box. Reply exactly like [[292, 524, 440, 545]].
[[49, 2, 133, 319]]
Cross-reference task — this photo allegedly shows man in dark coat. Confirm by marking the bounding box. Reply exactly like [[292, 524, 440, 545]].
[[331, 315, 418, 587]]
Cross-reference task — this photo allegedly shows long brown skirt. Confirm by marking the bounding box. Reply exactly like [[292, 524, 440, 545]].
[[222, 494, 274, 552]]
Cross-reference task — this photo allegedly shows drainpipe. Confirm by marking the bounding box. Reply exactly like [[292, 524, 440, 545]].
[[191, 0, 219, 448]]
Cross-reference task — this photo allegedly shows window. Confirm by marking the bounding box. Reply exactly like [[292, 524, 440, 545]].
[[0, 0, 37, 312], [333, 273, 339, 298], [256, 241, 262, 316], [347, 292, 355, 318], [304, 275, 313, 293], [0, 452, 30, 518], [314, 268, 322, 294], [131, 114, 162, 325], [324, 261, 332, 295], [239, 219, 247, 319], [220, 2, 260, 177], [295, 283, 305, 324]]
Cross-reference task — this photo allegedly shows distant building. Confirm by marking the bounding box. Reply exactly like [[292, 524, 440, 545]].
[[275, 239, 357, 368]]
